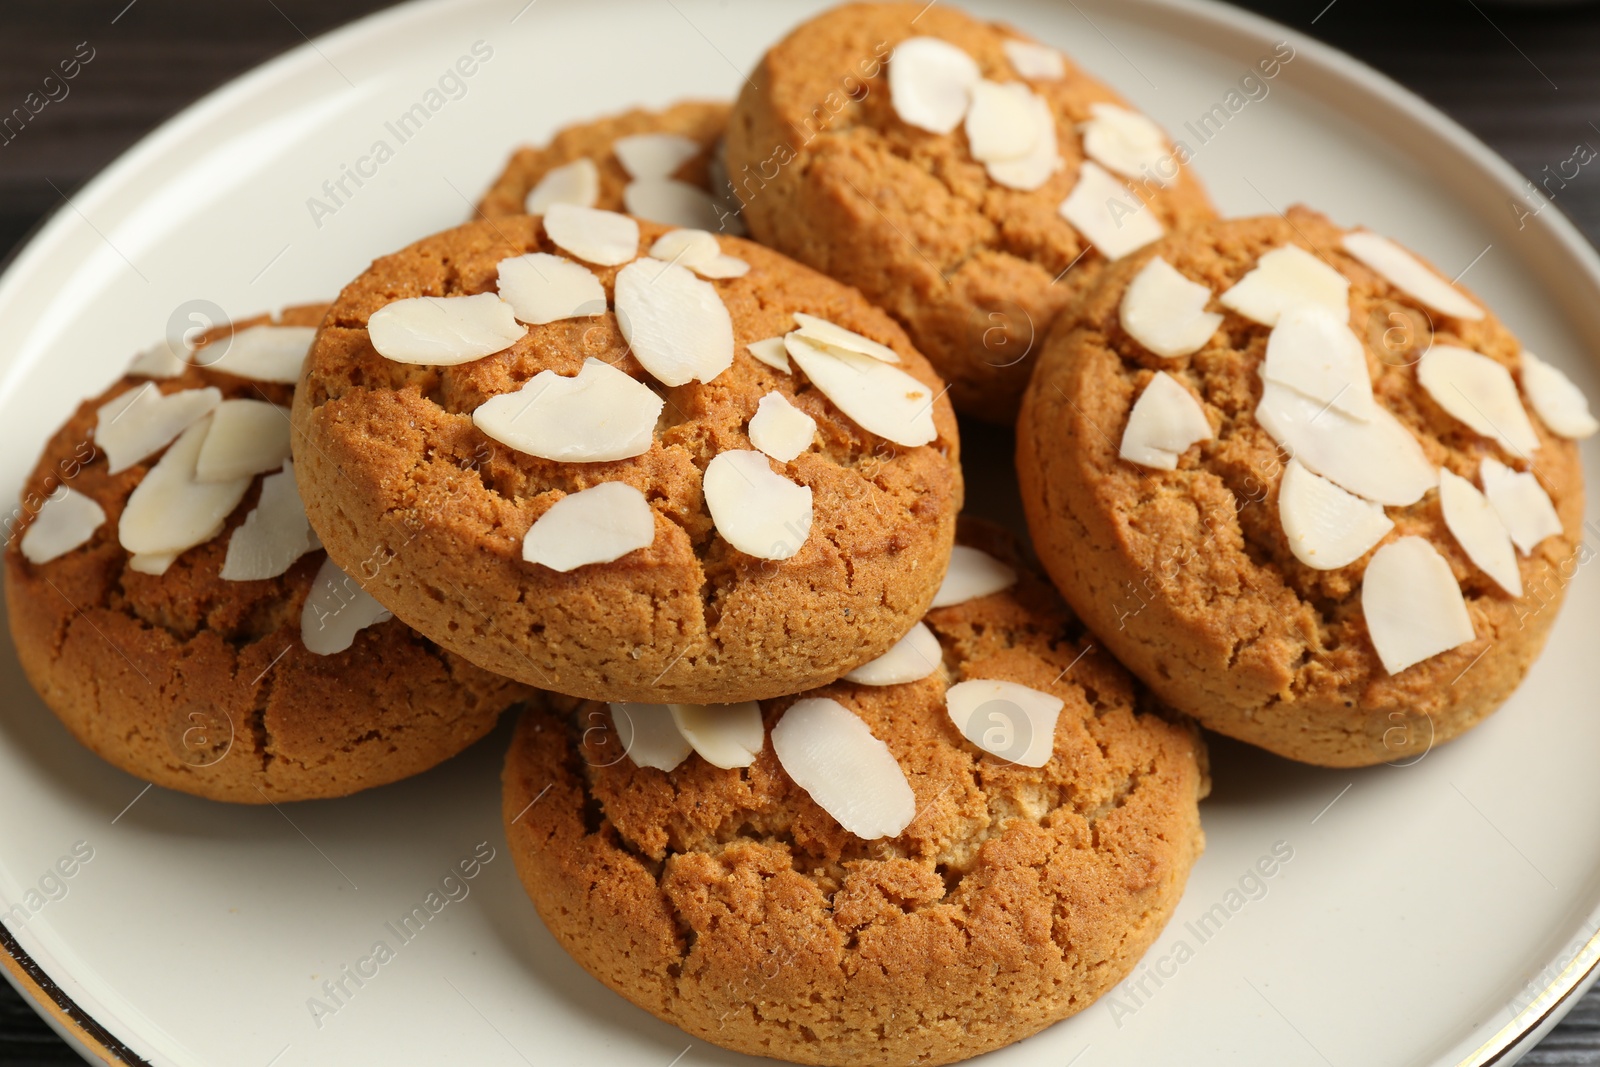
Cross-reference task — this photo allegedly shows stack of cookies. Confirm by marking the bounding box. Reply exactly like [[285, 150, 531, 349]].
[[4, 2, 1590, 1064]]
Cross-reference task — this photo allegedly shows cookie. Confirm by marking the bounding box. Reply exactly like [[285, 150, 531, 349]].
[[502, 520, 1206, 1066], [725, 2, 1216, 421], [4, 306, 531, 803], [292, 213, 962, 705], [1018, 208, 1589, 767]]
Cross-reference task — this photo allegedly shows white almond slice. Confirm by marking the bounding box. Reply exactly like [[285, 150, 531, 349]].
[[1081, 103, 1173, 187], [1218, 245, 1350, 327], [1263, 305, 1376, 420], [647, 229, 750, 280], [496, 253, 607, 326], [127, 340, 187, 379], [522, 482, 656, 572], [1119, 371, 1212, 471], [931, 545, 1018, 608], [1342, 231, 1484, 321], [1362, 536, 1476, 675], [1439, 468, 1521, 596], [118, 418, 251, 557], [96, 385, 222, 475], [1278, 458, 1393, 570], [944, 678, 1064, 768], [543, 203, 640, 267], [784, 336, 937, 448], [703, 450, 813, 560], [473, 358, 662, 463], [844, 622, 942, 685], [748, 392, 816, 462], [609, 703, 692, 772], [985, 94, 1061, 191], [1480, 457, 1563, 555], [624, 179, 725, 231], [1520, 351, 1598, 439], [300, 556, 393, 656], [1255, 380, 1436, 506], [526, 157, 600, 214], [670, 701, 764, 770], [792, 312, 901, 364], [203, 325, 316, 384], [747, 336, 791, 373], [20, 489, 105, 564], [193, 400, 292, 483], [613, 258, 735, 387], [965, 79, 1040, 163], [1418, 346, 1540, 458], [694, 254, 750, 280], [128, 552, 177, 576], [221, 462, 316, 581], [368, 293, 525, 366], [771, 697, 916, 839], [613, 133, 701, 181], [1119, 257, 1222, 359], [889, 36, 981, 135], [1058, 162, 1163, 261], [1002, 39, 1067, 80]]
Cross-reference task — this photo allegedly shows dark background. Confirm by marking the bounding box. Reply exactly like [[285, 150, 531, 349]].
[[1, 0, 1598, 1063]]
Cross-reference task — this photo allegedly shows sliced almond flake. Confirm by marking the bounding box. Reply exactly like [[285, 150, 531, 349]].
[[844, 622, 942, 685], [128, 552, 177, 575], [193, 400, 292, 483], [1439, 469, 1521, 596], [647, 229, 749, 280], [985, 94, 1061, 191], [1418, 346, 1540, 458], [543, 203, 640, 267], [96, 384, 222, 475], [1278, 457, 1393, 571], [1002, 38, 1067, 80], [792, 312, 901, 364], [1255, 380, 1436, 506], [1342, 231, 1484, 322], [670, 701, 764, 769], [496, 252, 607, 326], [609, 703, 691, 771], [1480, 456, 1562, 555], [1362, 536, 1475, 674], [20, 489, 105, 564], [703, 449, 813, 560], [931, 545, 1017, 608], [1520, 351, 1598, 439], [1081, 103, 1173, 187], [613, 133, 701, 181], [624, 179, 725, 231], [202, 325, 317, 384], [127, 339, 187, 379], [473, 358, 662, 463], [1263, 304, 1376, 420], [747, 392, 816, 463], [965, 79, 1041, 163], [118, 417, 251, 557], [1119, 256, 1222, 359], [747, 336, 791, 373], [945, 678, 1063, 768], [221, 461, 317, 581], [1058, 162, 1163, 261], [771, 697, 915, 839], [889, 36, 981, 135], [367, 293, 525, 366], [614, 258, 735, 386], [784, 336, 937, 448], [526, 157, 600, 214], [1218, 245, 1350, 327], [301, 556, 393, 656], [1119, 370, 1212, 471], [522, 481, 656, 572]]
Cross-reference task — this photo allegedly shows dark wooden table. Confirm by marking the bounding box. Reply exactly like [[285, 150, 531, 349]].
[[1, 0, 1598, 1063]]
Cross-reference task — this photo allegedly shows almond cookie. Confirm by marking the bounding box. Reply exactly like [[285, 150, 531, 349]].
[[1018, 208, 1589, 767], [503, 520, 1206, 1066], [4, 306, 531, 803], [292, 213, 962, 705], [725, 2, 1216, 421]]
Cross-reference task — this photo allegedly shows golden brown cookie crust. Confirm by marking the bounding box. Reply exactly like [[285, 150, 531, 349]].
[[292, 215, 962, 705], [725, 2, 1216, 422], [4, 306, 531, 804], [502, 521, 1207, 1066], [1017, 208, 1586, 767]]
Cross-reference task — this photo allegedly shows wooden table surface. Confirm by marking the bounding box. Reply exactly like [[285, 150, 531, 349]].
[[1, 0, 1598, 1063]]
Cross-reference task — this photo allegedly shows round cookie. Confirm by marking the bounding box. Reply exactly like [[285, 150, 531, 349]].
[[4, 306, 531, 803], [725, 2, 1216, 422], [502, 521, 1207, 1066], [292, 214, 963, 705], [1018, 208, 1587, 767]]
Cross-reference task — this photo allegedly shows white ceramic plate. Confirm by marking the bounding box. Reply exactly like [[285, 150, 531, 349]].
[[1, 1, 1597, 1064]]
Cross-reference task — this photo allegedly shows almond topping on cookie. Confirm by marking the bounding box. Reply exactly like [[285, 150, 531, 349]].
[[1362, 536, 1475, 674], [647, 229, 750, 279], [771, 697, 916, 839], [613, 133, 701, 180], [474, 358, 662, 462], [1119, 257, 1223, 358], [983, 92, 1061, 191], [844, 621, 942, 685], [791, 312, 902, 364], [747, 392, 816, 463], [127, 339, 187, 379], [889, 36, 981, 134], [1059, 161, 1163, 260], [784, 336, 937, 448], [608, 702, 691, 772], [746, 336, 791, 373], [1263, 305, 1376, 420], [118, 416, 252, 560], [930, 545, 1018, 608], [522, 481, 656, 572], [1439, 469, 1521, 596], [19, 489, 104, 565], [703, 449, 813, 560], [1118, 370, 1212, 470], [670, 701, 765, 769], [613, 258, 735, 386], [624, 178, 726, 232], [1002, 38, 1067, 80], [96, 384, 222, 474], [1277, 458, 1393, 571], [1479, 457, 1562, 555], [543, 203, 641, 266], [1418, 346, 1540, 458], [945, 679, 1063, 768], [526, 157, 600, 214], [202, 325, 317, 384], [1218, 245, 1350, 327], [1520, 351, 1598, 439], [193, 400, 292, 483], [497, 252, 607, 325], [1342, 231, 1484, 322], [300, 556, 393, 656], [965, 79, 1041, 163], [220, 461, 318, 582], [128, 552, 176, 575], [1081, 103, 1173, 188], [367, 293, 525, 366], [1255, 380, 1436, 505]]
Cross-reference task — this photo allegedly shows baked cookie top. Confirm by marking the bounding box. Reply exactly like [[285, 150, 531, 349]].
[[725, 1, 1217, 420], [292, 213, 962, 705]]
